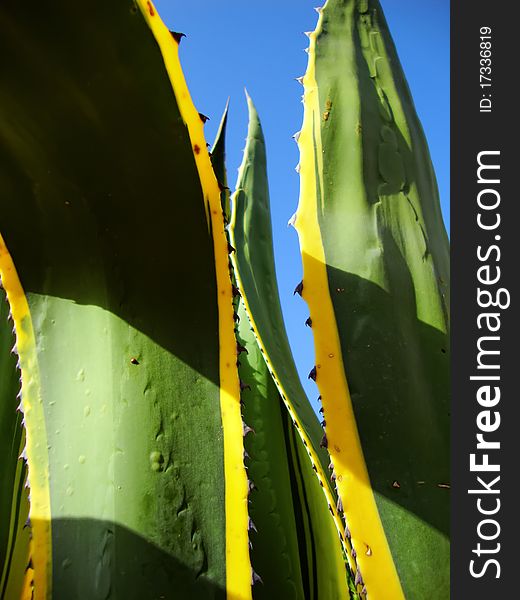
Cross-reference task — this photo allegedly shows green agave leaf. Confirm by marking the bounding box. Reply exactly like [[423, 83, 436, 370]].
[[227, 96, 351, 599], [238, 301, 349, 600], [210, 99, 231, 223], [0, 288, 30, 600], [236, 300, 305, 599], [0, 1, 250, 598], [229, 94, 333, 488], [294, 1, 449, 598]]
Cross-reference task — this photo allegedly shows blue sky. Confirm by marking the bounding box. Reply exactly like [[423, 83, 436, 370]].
[[155, 0, 449, 408]]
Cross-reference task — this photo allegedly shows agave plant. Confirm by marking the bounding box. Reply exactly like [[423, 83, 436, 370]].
[[0, 1, 449, 599]]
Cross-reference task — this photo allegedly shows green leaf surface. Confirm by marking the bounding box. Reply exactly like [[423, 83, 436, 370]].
[[0, 288, 29, 600], [238, 300, 349, 600], [230, 94, 328, 477], [295, 1, 450, 597], [230, 98, 351, 600], [0, 2, 235, 597], [237, 301, 305, 600], [211, 99, 231, 223]]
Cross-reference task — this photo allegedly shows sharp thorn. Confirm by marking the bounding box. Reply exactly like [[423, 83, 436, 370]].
[[305, 317, 312, 328], [243, 422, 255, 437], [308, 366, 317, 381], [217, 180, 229, 192], [293, 281, 304, 296], [198, 112, 210, 123], [170, 31, 186, 44], [251, 569, 263, 586], [320, 433, 328, 448]]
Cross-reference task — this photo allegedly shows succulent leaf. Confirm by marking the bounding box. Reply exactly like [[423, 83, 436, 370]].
[[229, 96, 352, 598], [0, 287, 31, 600], [238, 300, 349, 600], [229, 94, 338, 507], [294, 1, 450, 598], [211, 99, 231, 223], [0, 1, 250, 598]]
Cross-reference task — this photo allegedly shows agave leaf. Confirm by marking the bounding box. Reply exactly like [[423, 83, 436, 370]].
[[0, 288, 30, 599], [294, 1, 449, 598], [227, 96, 351, 598], [210, 99, 231, 223], [237, 300, 349, 600], [236, 300, 305, 599], [229, 94, 334, 493], [0, 1, 250, 598]]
